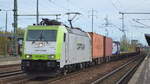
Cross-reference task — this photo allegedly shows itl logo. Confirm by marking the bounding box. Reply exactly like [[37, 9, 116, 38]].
[[34, 42, 46, 48], [77, 43, 85, 50]]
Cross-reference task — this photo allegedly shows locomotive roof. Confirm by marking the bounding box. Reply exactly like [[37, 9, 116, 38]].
[[39, 19, 88, 36], [27, 25, 88, 37], [66, 27, 88, 36]]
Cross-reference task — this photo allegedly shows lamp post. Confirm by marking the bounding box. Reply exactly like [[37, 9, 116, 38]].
[[0, 9, 8, 56], [0, 9, 13, 56], [5, 11, 8, 32], [36, 0, 39, 25], [0, 9, 1, 31], [0, 9, 12, 32]]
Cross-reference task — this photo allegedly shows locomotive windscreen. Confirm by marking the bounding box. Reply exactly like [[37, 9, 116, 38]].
[[27, 30, 57, 41]]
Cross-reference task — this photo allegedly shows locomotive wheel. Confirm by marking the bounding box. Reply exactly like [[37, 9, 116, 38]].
[[62, 66, 68, 75]]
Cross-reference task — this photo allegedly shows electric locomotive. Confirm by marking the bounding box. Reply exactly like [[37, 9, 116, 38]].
[[21, 19, 92, 73]]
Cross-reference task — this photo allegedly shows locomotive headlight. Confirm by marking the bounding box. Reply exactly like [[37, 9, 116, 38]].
[[39, 43, 43, 47], [51, 56, 54, 58], [48, 55, 55, 59], [26, 55, 32, 59], [26, 55, 30, 58]]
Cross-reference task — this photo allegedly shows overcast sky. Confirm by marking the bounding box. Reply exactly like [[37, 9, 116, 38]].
[[0, 0, 150, 45]]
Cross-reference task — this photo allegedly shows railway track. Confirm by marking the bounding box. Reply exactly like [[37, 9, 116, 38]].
[[0, 64, 20, 73], [0, 70, 23, 78], [0, 70, 26, 84], [0, 64, 20, 68], [22, 70, 82, 84], [0, 64, 30, 84], [0, 53, 144, 84], [0, 71, 36, 84], [91, 54, 145, 84], [25, 54, 143, 84]]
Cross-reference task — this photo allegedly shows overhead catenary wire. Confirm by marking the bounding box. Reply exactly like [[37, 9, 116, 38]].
[[114, 0, 125, 11], [48, 0, 69, 11], [65, 0, 88, 12], [132, 19, 150, 27], [107, 0, 120, 12], [131, 25, 150, 29], [48, 0, 94, 31], [72, 15, 82, 23], [107, 0, 128, 37]]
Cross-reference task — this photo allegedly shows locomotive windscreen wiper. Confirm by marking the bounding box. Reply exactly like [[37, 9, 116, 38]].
[[32, 30, 45, 43], [36, 31, 48, 43]]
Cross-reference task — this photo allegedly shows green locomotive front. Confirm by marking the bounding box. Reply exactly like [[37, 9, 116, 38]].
[[21, 25, 67, 72], [21, 19, 92, 73]]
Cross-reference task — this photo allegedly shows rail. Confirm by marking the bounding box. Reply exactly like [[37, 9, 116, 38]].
[[91, 55, 145, 84]]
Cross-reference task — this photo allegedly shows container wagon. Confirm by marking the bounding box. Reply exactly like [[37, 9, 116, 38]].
[[88, 32, 104, 64], [104, 37, 112, 61], [88, 32, 112, 64]]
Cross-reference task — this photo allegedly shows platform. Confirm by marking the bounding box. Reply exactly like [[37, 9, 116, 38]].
[[0, 56, 21, 66], [128, 54, 150, 84]]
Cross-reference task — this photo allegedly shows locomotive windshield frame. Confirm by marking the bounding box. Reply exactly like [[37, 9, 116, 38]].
[[27, 30, 57, 41]]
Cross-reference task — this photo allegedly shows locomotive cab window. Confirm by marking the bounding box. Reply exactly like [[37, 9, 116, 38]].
[[27, 30, 57, 41]]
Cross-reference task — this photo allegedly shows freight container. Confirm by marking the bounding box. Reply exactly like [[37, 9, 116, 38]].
[[104, 37, 112, 56], [88, 32, 105, 59]]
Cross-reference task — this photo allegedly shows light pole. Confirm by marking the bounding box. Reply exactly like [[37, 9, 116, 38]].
[[0, 9, 12, 56], [89, 9, 97, 59], [5, 11, 8, 32], [36, 0, 39, 25], [105, 28, 109, 36], [13, 0, 18, 56], [0, 9, 1, 31], [0, 9, 12, 32]]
